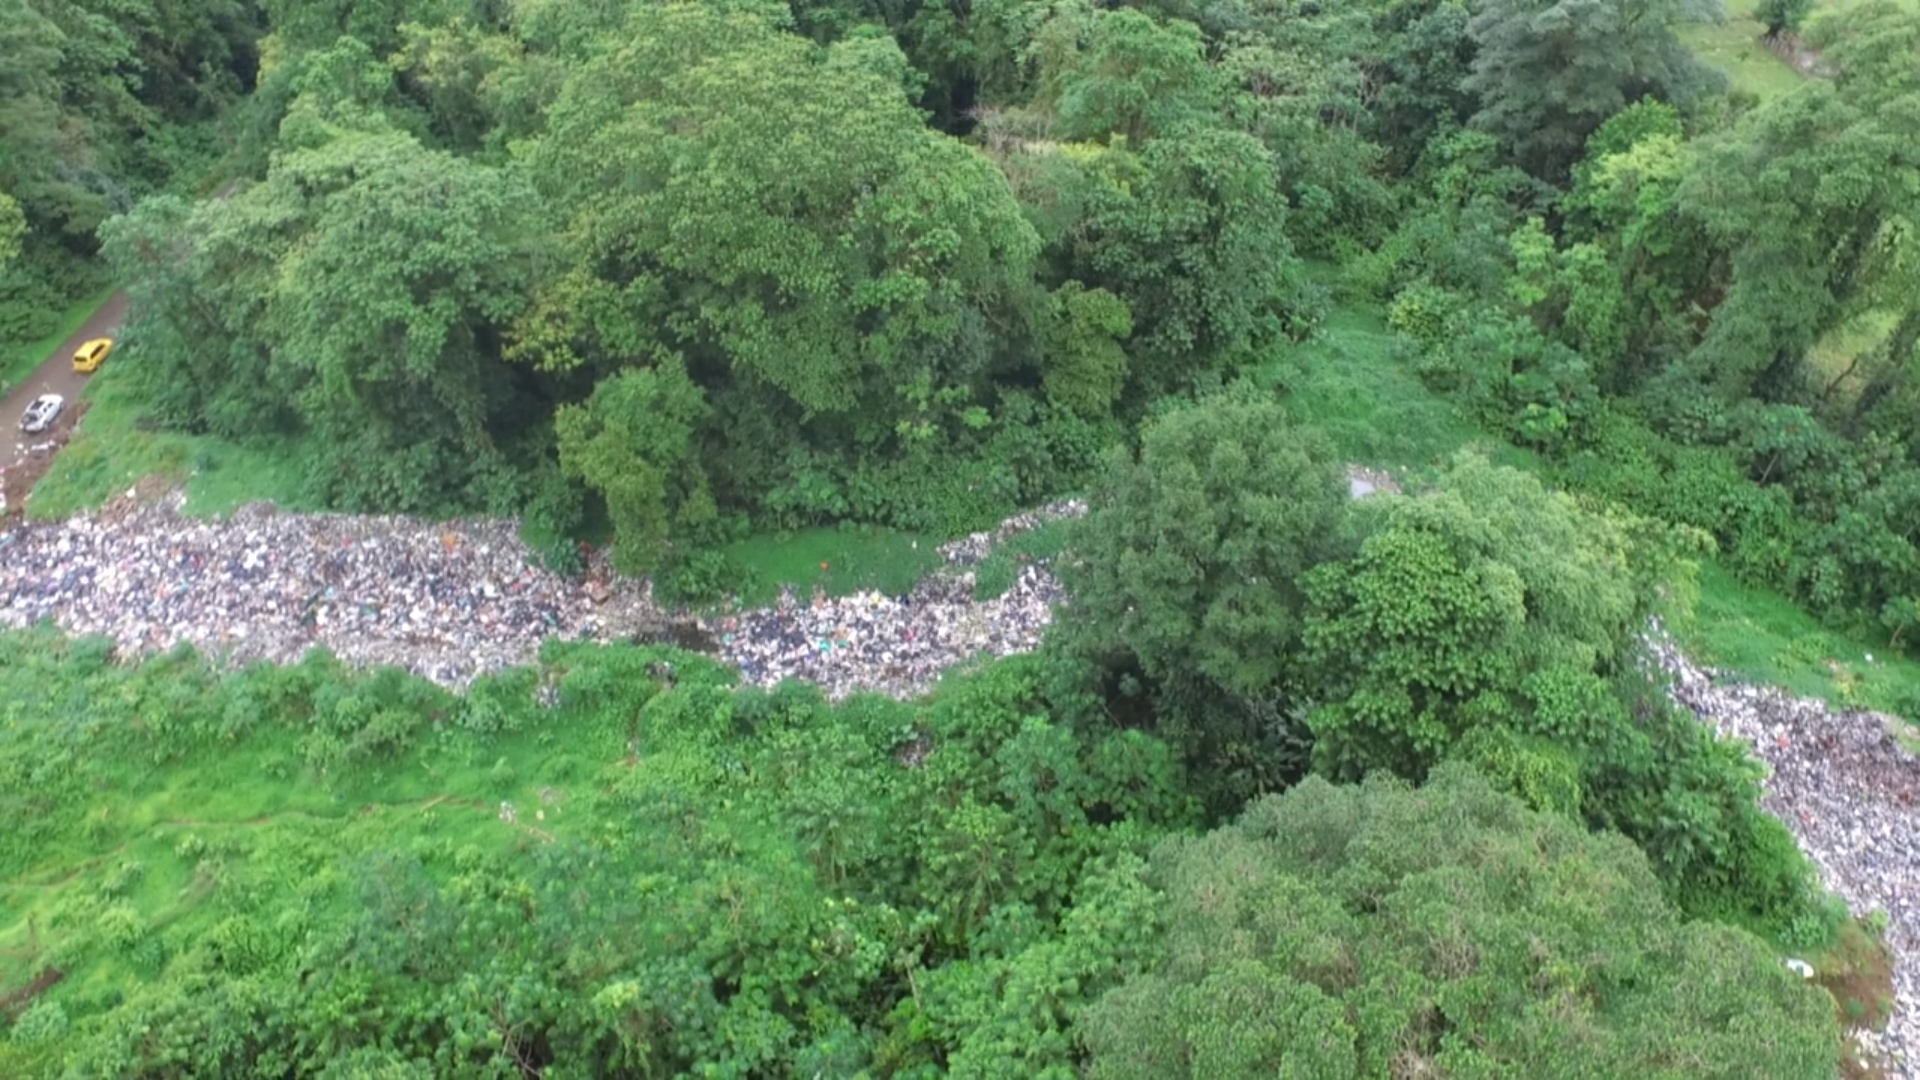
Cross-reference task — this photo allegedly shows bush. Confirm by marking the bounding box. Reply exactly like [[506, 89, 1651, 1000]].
[[1450, 724, 1583, 814], [1300, 454, 1642, 780], [517, 463, 587, 576], [653, 548, 752, 607], [8, 999, 69, 1046]]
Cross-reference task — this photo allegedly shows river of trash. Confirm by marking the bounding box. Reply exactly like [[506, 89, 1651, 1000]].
[[0, 488, 1083, 698], [1651, 628, 1919, 1080]]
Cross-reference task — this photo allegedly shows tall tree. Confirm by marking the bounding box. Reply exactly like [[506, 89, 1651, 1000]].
[[1058, 392, 1349, 805], [1298, 453, 1643, 780], [262, 131, 539, 510], [1464, 0, 1722, 181], [100, 191, 290, 436], [520, 2, 1043, 456], [1009, 127, 1308, 399], [1028, 5, 1220, 145], [554, 359, 714, 575], [1082, 764, 1840, 1079], [106, 129, 539, 512]]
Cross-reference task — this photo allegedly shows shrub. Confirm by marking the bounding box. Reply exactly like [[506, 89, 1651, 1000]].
[[654, 548, 753, 608], [9, 999, 70, 1047], [1450, 724, 1583, 814]]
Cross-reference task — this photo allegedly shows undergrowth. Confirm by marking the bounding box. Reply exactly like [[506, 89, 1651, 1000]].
[[1680, 562, 1920, 721], [1266, 302, 1540, 476], [0, 629, 661, 1031]]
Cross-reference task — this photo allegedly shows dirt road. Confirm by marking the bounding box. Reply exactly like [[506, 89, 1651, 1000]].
[[0, 292, 128, 512], [0, 180, 241, 514]]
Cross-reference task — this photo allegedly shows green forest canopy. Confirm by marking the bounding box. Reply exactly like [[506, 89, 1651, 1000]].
[[8, 0, 1919, 643]]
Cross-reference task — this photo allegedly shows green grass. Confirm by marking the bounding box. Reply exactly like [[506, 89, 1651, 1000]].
[[721, 523, 943, 607], [1282, 302, 1920, 729], [1805, 308, 1897, 408], [974, 518, 1074, 600], [1270, 302, 1541, 476], [28, 356, 314, 520], [1679, 0, 1919, 101], [0, 700, 601, 1022], [1677, 561, 1920, 718], [0, 288, 117, 392], [1678, 3, 1807, 101]]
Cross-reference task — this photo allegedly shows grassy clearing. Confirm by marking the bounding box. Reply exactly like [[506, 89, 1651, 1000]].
[[721, 523, 943, 607], [974, 517, 1074, 599], [1806, 309, 1898, 408], [1677, 562, 1920, 717], [1679, 2, 1806, 100], [28, 357, 313, 520], [1680, 0, 1917, 101], [1270, 303, 1541, 477], [0, 288, 117, 392], [718, 506, 1083, 609]]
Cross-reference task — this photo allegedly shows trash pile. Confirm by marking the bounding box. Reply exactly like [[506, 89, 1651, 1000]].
[[935, 498, 1086, 568], [1345, 463, 1402, 499], [1650, 626, 1919, 1079], [710, 563, 1066, 700], [0, 490, 1082, 697], [698, 498, 1088, 699], [0, 492, 664, 685]]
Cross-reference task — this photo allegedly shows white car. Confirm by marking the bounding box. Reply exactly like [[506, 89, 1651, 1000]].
[[19, 393, 64, 434]]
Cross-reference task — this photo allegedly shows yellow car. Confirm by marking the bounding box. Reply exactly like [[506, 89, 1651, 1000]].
[[73, 337, 113, 373]]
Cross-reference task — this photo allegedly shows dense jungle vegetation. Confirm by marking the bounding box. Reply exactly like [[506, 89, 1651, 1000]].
[[0, 442, 1889, 1075], [2, 0, 1917, 1073], [11, 0, 1920, 634]]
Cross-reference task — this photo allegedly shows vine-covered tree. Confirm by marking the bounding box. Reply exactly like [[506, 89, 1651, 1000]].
[[519, 3, 1044, 450], [555, 359, 714, 575], [1299, 453, 1644, 779], [106, 128, 539, 512]]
